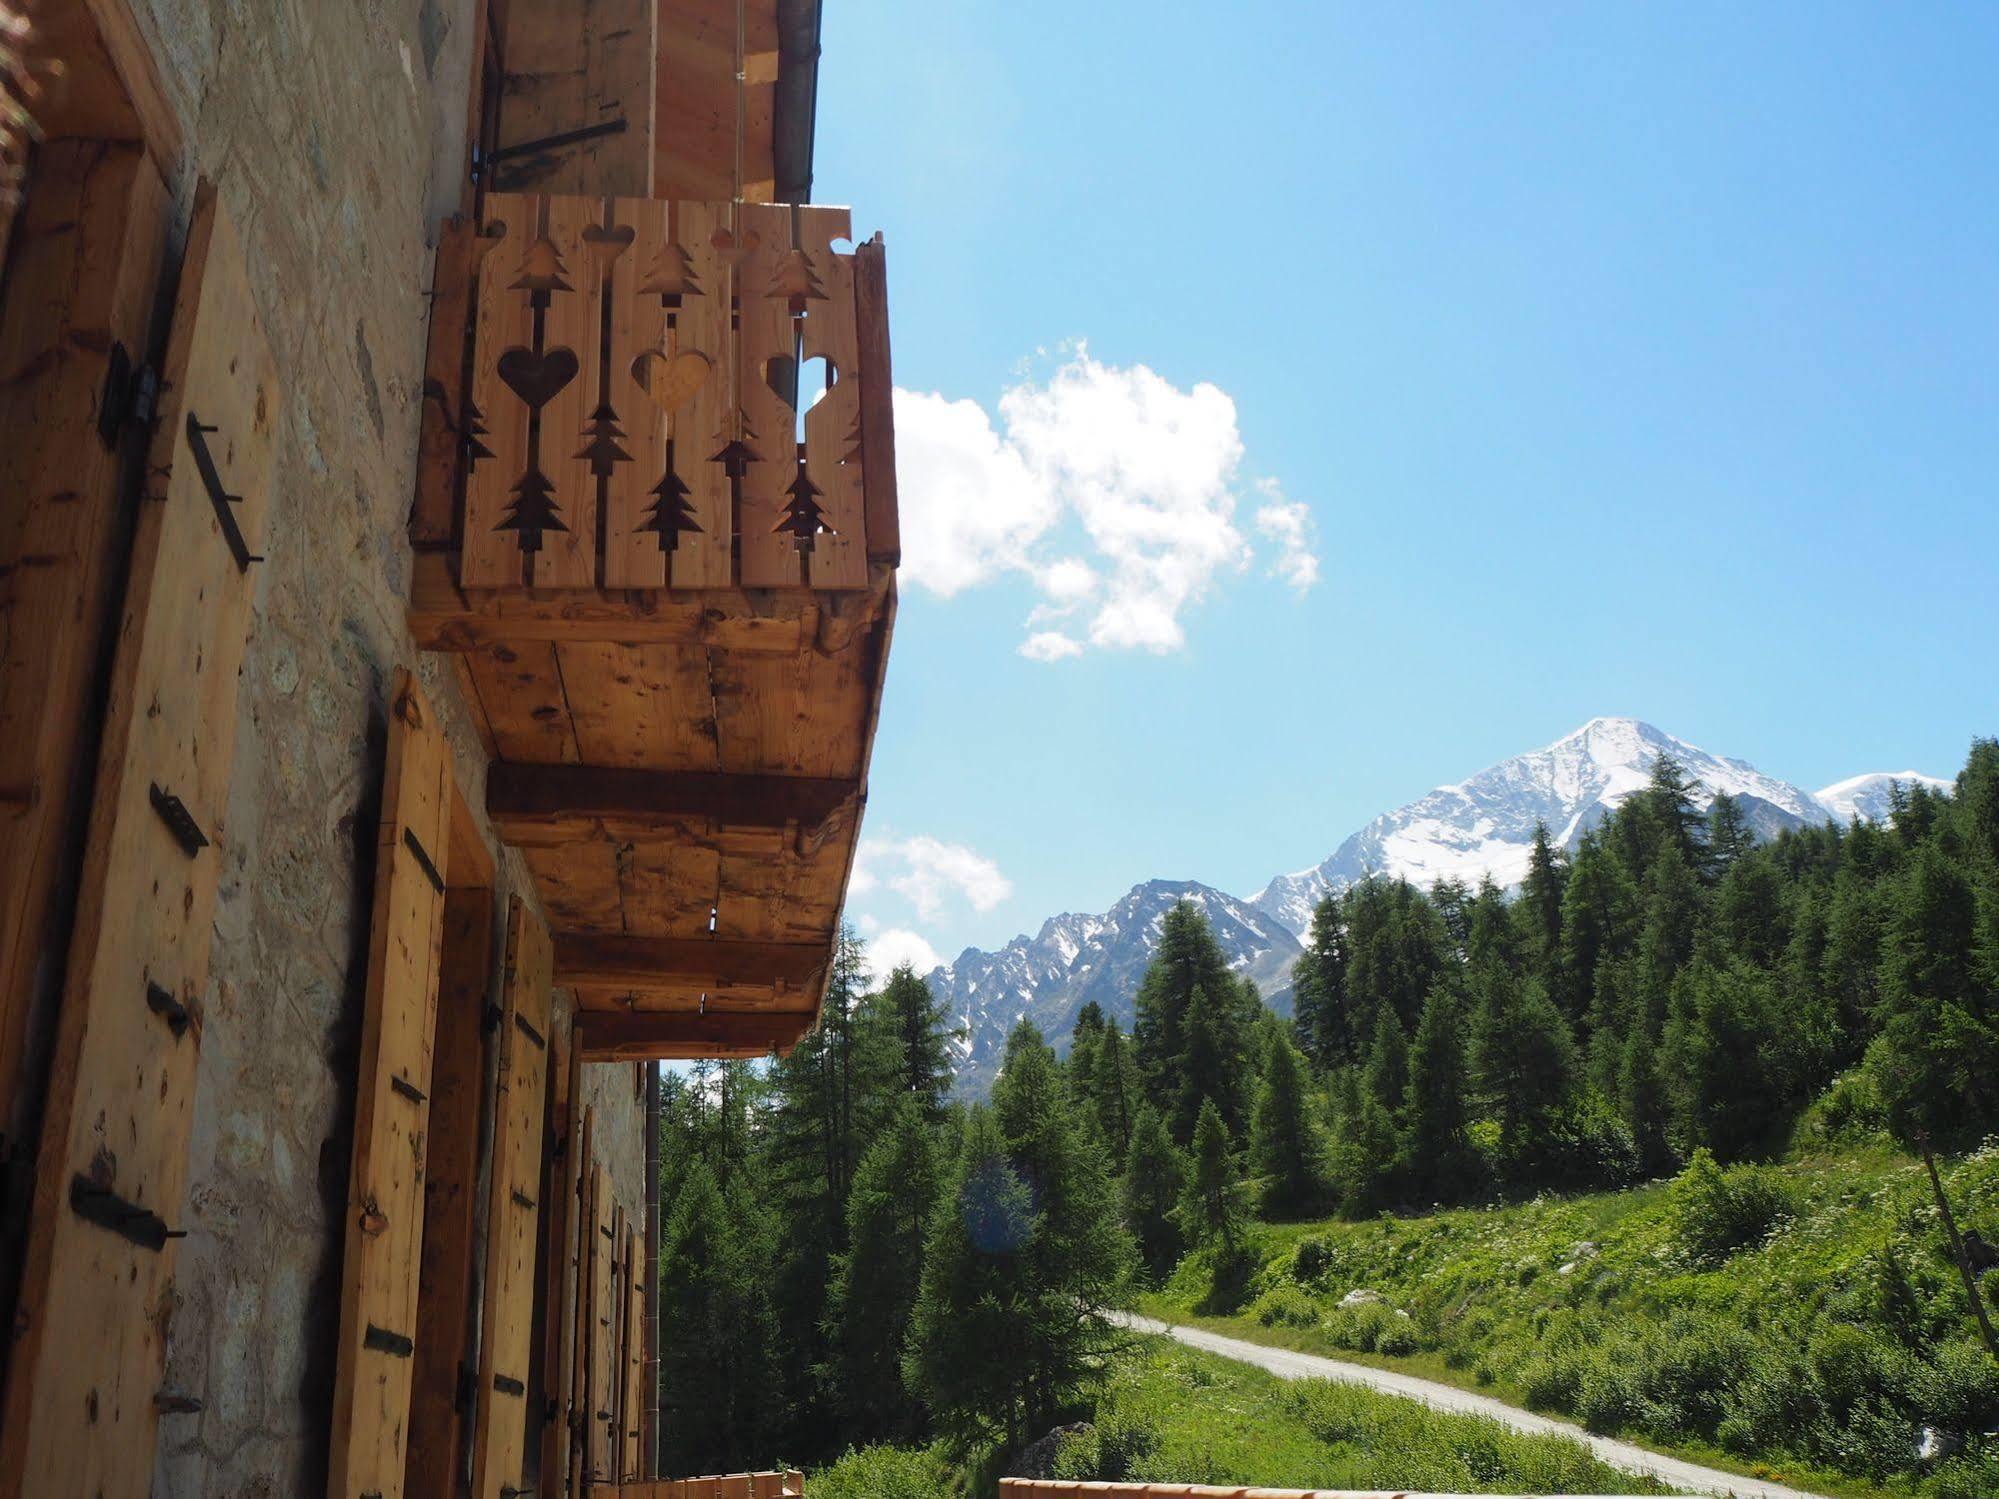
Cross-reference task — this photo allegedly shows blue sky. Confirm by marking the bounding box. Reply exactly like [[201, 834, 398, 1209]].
[[810, 1, 1999, 975]]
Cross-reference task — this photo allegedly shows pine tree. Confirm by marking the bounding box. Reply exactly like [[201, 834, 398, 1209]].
[[873, 962, 955, 1118], [1660, 960, 1788, 1158], [1174, 981, 1248, 1145], [1134, 902, 1247, 1137], [658, 1160, 781, 1473], [1178, 1098, 1246, 1251], [1558, 834, 1638, 1025], [1067, 1001, 1108, 1103], [1091, 1022, 1137, 1157], [1469, 969, 1576, 1174], [905, 1108, 1039, 1451], [826, 1098, 940, 1440], [1516, 821, 1568, 983], [1402, 984, 1475, 1197], [1361, 1007, 1408, 1118], [1250, 1030, 1325, 1216], [1706, 791, 1757, 875], [1120, 1104, 1186, 1279], [1329, 1093, 1400, 1216], [1290, 893, 1353, 1068], [1619, 1025, 1673, 1176]]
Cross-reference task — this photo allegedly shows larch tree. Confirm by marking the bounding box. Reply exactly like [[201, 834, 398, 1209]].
[[1250, 1029, 1325, 1216], [1120, 1103, 1186, 1279]]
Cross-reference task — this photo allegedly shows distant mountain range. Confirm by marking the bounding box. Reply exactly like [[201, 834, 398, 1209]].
[[928, 717, 1950, 1095]]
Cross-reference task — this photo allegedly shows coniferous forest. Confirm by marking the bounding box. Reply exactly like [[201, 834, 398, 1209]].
[[656, 740, 1999, 1497]]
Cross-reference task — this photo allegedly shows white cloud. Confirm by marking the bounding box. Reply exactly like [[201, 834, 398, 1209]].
[[862, 928, 944, 984], [1254, 484, 1321, 592], [1019, 631, 1084, 662], [853, 835, 1012, 921], [894, 346, 1318, 657]]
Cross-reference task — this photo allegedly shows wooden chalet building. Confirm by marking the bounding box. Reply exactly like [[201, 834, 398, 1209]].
[[0, 0, 892, 1495]]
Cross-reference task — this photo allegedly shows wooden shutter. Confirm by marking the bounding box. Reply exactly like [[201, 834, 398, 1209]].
[[0, 139, 169, 1167], [620, 1223, 643, 1478], [535, 1030, 582, 1498], [0, 182, 278, 1495], [327, 667, 455, 1499], [565, 1106, 596, 1499], [588, 1165, 616, 1482], [470, 895, 554, 1499]]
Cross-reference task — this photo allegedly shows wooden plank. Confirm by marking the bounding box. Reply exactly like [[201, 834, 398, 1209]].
[[488, 764, 856, 841], [797, 205, 865, 588], [535, 1028, 582, 1499], [407, 549, 892, 651], [668, 198, 734, 588], [606, 1199, 625, 1480], [410, 217, 479, 550], [0, 182, 275, 1497], [574, 1009, 812, 1061], [654, 0, 777, 201], [463, 639, 582, 763], [0, 140, 169, 1163], [404, 889, 495, 1499], [734, 201, 800, 587], [450, 773, 500, 891], [496, 0, 655, 198], [852, 234, 900, 567], [555, 934, 825, 995], [536, 192, 602, 586], [470, 897, 556, 1499], [326, 670, 457, 1499], [621, 842, 725, 941], [588, 1166, 616, 1482], [602, 197, 671, 588], [463, 192, 537, 587], [553, 640, 718, 768]]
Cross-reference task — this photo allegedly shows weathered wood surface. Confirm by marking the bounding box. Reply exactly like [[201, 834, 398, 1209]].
[[852, 234, 900, 566], [494, 0, 655, 198], [588, 1165, 616, 1482], [0, 140, 168, 1157], [22, 0, 184, 175], [404, 888, 495, 1499], [653, 0, 779, 202], [470, 896, 556, 1499], [327, 670, 456, 1499], [0, 184, 277, 1497], [619, 1223, 642, 1478], [575, 1009, 813, 1061], [409, 216, 480, 550], [537, 1033, 583, 1499]]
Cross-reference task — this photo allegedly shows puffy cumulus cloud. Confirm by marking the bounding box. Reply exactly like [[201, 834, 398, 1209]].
[[893, 346, 1318, 657], [860, 927, 944, 984], [853, 835, 1012, 922], [1254, 483, 1321, 591]]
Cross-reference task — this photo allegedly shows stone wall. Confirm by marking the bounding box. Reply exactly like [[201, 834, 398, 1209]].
[[92, 3, 653, 1495]]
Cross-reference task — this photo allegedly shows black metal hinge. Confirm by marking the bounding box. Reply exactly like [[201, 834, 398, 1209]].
[[492, 1372, 525, 1398], [70, 1175, 180, 1251], [98, 342, 159, 449], [363, 1323, 414, 1358], [150, 783, 210, 857], [146, 980, 191, 1039], [513, 1012, 546, 1050], [401, 826, 445, 894], [389, 1074, 426, 1105], [185, 413, 264, 571]]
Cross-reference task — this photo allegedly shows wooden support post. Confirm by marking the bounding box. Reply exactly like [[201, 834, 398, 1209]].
[[487, 763, 858, 843]]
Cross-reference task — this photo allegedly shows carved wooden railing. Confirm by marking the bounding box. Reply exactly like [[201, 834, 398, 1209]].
[[414, 194, 897, 594]]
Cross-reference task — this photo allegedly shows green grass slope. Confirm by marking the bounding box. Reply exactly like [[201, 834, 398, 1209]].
[[1143, 1119, 1999, 1499], [809, 1337, 1667, 1497]]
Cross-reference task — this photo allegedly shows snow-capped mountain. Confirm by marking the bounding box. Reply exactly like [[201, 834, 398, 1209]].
[[926, 717, 1946, 1092], [1814, 771, 1955, 825], [1251, 717, 1831, 939], [931, 880, 1300, 1096]]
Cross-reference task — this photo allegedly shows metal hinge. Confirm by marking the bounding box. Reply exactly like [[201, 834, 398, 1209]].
[[98, 342, 159, 449]]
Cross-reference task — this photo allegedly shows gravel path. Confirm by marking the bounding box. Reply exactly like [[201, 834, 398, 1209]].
[[1117, 1313, 1831, 1499]]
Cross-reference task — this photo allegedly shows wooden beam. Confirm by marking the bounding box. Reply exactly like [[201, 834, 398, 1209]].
[[853, 234, 900, 567], [407, 552, 893, 652], [31, 0, 185, 175], [554, 934, 825, 994], [574, 1009, 812, 1061], [488, 764, 858, 843]]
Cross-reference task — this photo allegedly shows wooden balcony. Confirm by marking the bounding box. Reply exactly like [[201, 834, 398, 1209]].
[[410, 191, 898, 1060], [588, 1473, 803, 1497]]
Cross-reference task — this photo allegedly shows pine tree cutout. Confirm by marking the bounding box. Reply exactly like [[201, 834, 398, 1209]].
[[498, 466, 566, 556], [777, 462, 830, 553], [462, 398, 494, 470], [641, 450, 703, 555], [511, 234, 573, 305], [577, 402, 632, 478], [768, 246, 825, 311], [640, 238, 701, 302]]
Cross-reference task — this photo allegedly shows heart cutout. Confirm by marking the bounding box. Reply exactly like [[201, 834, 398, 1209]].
[[764, 354, 797, 406], [632, 350, 712, 415], [711, 225, 762, 267], [497, 346, 580, 411], [582, 222, 636, 265]]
